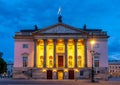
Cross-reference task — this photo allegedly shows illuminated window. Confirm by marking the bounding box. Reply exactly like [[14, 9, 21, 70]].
[[23, 56, 28, 67], [23, 44, 28, 48]]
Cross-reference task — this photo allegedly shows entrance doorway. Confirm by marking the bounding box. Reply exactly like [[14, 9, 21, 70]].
[[47, 70, 52, 79], [58, 55, 63, 67], [68, 70, 74, 79], [58, 70, 63, 80]]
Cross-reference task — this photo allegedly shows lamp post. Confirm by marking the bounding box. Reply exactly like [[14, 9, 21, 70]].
[[90, 39, 95, 82]]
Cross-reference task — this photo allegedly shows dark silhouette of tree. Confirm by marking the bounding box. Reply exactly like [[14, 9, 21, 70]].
[[0, 52, 3, 58], [0, 52, 7, 74]]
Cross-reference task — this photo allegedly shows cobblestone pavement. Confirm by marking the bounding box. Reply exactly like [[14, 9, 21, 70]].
[[0, 79, 120, 85]]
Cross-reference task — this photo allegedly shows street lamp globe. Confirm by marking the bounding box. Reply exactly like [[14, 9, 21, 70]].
[[90, 39, 96, 45]]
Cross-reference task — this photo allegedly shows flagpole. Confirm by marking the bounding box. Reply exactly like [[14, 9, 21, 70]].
[[58, 7, 62, 23]]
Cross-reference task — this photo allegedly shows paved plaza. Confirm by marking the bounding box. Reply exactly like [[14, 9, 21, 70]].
[[0, 78, 120, 85]]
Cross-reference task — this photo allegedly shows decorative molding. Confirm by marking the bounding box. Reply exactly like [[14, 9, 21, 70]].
[[21, 52, 29, 56], [94, 52, 100, 55], [41, 26, 80, 33]]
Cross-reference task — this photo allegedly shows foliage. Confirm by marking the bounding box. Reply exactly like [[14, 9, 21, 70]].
[[0, 52, 7, 74], [0, 52, 3, 58]]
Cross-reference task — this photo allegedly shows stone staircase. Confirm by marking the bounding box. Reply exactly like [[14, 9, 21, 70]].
[[13, 69, 32, 79], [32, 69, 46, 79]]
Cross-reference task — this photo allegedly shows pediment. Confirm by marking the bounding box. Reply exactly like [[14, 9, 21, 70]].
[[33, 23, 87, 34]]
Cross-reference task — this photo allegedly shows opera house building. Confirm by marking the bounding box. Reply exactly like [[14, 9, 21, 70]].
[[13, 18, 109, 80]]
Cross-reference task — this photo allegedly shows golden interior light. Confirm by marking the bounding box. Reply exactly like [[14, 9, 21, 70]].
[[58, 39, 64, 42], [53, 69, 57, 72], [77, 40, 84, 68], [68, 40, 74, 68], [36, 39, 44, 68], [64, 69, 68, 72], [46, 40, 54, 68], [42, 69, 46, 72], [74, 69, 79, 72], [68, 39, 73, 42], [48, 39, 53, 42]]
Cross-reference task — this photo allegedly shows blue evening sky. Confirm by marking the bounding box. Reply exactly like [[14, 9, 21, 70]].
[[0, 0, 120, 62]]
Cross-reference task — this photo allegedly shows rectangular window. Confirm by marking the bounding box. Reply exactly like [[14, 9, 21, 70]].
[[94, 43, 99, 48], [23, 56, 28, 67], [94, 56, 99, 67], [23, 44, 28, 48], [94, 60, 99, 67], [80, 70, 84, 76]]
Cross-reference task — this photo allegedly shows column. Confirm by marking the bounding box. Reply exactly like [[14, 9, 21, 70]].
[[84, 38, 87, 67], [54, 39, 56, 68], [44, 39, 47, 67], [65, 39, 67, 68], [74, 39, 77, 68], [34, 39, 37, 68]]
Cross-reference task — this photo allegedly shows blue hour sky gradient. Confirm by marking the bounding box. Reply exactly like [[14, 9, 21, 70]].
[[0, 0, 120, 62]]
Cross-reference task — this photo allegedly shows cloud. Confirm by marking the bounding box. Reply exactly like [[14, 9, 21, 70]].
[[109, 54, 120, 60], [108, 37, 120, 53]]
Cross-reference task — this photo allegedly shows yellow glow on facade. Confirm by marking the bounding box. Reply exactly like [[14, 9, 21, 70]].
[[64, 69, 68, 72], [56, 41, 65, 53], [77, 40, 84, 68], [58, 71, 63, 80], [36, 39, 44, 68], [42, 69, 46, 72], [56, 40, 65, 67], [58, 39, 64, 42], [67, 39, 74, 68], [53, 69, 57, 72], [46, 40, 54, 68], [74, 69, 79, 72], [68, 39, 73, 42], [36, 39, 85, 69]]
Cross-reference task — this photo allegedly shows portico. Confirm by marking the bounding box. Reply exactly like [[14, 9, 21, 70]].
[[33, 38, 86, 79], [35, 38, 86, 68]]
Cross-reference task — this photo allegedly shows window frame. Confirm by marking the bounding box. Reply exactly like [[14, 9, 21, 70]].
[[94, 56, 100, 67], [23, 44, 28, 48], [23, 56, 28, 67]]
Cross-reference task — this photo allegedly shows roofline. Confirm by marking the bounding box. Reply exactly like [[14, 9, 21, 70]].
[[32, 22, 89, 35]]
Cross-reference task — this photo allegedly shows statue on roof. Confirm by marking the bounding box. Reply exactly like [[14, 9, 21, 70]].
[[58, 15, 62, 23]]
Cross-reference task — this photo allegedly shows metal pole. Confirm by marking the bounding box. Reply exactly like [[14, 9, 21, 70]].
[[91, 50, 95, 82]]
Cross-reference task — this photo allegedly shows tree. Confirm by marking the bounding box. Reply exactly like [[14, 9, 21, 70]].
[[0, 52, 3, 58], [0, 52, 7, 74]]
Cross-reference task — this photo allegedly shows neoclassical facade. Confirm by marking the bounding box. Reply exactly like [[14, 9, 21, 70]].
[[13, 22, 109, 80], [109, 60, 120, 78]]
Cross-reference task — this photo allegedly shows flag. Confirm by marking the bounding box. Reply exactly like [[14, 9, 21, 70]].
[[58, 7, 61, 15]]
